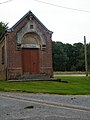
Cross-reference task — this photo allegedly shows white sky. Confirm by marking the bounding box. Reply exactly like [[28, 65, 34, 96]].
[[0, 0, 90, 44]]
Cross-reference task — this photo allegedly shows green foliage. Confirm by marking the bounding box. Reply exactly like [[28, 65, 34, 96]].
[[0, 76, 90, 94], [52, 41, 90, 72], [52, 41, 68, 71], [0, 21, 8, 37]]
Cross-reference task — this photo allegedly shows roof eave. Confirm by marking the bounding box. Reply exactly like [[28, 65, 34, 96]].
[[9, 11, 53, 34]]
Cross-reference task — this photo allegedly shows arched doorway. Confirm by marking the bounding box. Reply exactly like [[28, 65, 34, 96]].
[[21, 32, 41, 74]]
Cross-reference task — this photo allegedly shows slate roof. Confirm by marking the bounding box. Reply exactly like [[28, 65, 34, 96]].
[[0, 11, 53, 41], [9, 11, 53, 34]]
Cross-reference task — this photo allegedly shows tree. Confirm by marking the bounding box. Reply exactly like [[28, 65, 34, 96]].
[[0, 22, 8, 37], [52, 41, 85, 72], [73, 43, 85, 71], [52, 41, 68, 71], [64, 43, 74, 71]]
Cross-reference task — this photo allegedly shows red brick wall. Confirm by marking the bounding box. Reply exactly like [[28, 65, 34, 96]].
[[6, 15, 53, 79], [0, 39, 6, 80], [34, 19, 53, 77], [7, 32, 22, 79]]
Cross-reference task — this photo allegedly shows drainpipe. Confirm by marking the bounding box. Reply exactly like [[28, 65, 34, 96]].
[[5, 35, 8, 80]]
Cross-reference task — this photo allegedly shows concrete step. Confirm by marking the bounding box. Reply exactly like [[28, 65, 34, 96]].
[[19, 74, 50, 79], [8, 74, 53, 81]]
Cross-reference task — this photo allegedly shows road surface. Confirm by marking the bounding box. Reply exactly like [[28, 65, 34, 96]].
[[54, 74, 90, 76], [0, 92, 90, 120]]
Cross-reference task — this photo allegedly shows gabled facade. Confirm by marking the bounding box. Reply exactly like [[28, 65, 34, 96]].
[[0, 11, 53, 80]]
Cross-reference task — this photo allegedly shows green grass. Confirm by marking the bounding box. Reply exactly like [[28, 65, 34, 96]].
[[0, 76, 90, 95]]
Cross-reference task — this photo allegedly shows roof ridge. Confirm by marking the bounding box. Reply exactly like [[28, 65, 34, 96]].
[[9, 11, 53, 34]]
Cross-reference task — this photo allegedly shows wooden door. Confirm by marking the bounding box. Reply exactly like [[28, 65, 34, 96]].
[[22, 48, 39, 74]]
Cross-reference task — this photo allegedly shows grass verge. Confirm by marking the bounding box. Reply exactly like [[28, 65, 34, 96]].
[[0, 76, 90, 95]]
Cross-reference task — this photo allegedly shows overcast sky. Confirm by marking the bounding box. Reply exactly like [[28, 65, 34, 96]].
[[0, 0, 90, 44]]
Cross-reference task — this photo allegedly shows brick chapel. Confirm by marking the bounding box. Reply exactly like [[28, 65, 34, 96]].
[[0, 11, 53, 80]]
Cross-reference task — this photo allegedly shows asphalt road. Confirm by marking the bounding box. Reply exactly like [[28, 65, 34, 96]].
[[0, 92, 90, 120]]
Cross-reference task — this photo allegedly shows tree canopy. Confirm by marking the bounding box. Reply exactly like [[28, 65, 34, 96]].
[[52, 41, 90, 72], [0, 22, 8, 37]]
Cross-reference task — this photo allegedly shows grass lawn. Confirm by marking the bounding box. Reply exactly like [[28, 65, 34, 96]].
[[0, 76, 90, 95]]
